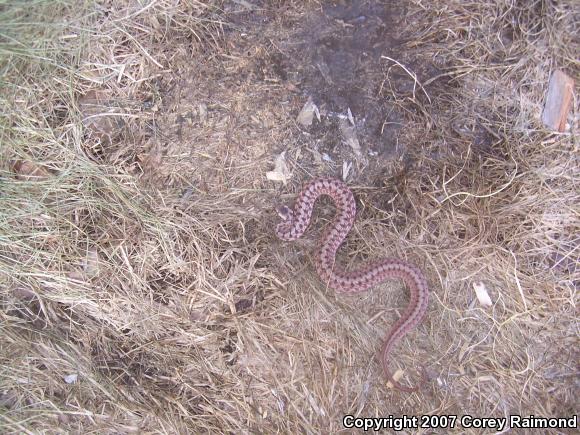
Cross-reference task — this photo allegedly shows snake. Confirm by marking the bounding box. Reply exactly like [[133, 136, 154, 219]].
[[275, 177, 429, 392]]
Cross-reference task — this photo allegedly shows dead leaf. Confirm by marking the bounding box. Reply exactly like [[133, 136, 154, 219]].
[[67, 271, 85, 282], [473, 281, 493, 307], [339, 118, 361, 156], [301, 384, 326, 417], [58, 414, 71, 424], [84, 248, 99, 277], [137, 140, 165, 181], [63, 373, 78, 384], [12, 287, 36, 301], [266, 151, 291, 184], [231, 0, 258, 10], [11, 160, 51, 181], [315, 59, 334, 85], [296, 97, 320, 127], [347, 107, 355, 125], [308, 147, 324, 165], [0, 390, 18, 409], [198, 103, 208, 123], [79, 89, 122, 143], [342, 161, 352, 181]]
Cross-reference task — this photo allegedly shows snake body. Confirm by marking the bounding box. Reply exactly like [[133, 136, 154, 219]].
[[275, 177, 429, 392]]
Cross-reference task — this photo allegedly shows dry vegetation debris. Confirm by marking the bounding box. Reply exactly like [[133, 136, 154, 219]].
[[1, 0, 578, 433]]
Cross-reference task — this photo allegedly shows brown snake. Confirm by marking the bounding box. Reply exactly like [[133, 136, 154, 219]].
[[275, 177, 429, 392]]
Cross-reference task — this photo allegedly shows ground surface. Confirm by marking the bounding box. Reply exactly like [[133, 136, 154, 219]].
[[1, 0, 578, 433]]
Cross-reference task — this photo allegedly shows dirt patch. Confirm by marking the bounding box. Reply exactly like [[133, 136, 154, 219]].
[[132, 0, 454, 194]]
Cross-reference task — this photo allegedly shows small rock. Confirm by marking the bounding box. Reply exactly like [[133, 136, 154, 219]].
[[64, 373, 78, 384]]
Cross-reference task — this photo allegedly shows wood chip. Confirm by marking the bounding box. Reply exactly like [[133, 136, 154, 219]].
[[473, 281, 493, 307], [542, 70, 574, 132], [387, 369, 407, 389]]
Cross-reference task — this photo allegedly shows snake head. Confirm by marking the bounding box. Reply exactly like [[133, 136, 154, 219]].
[[275, 204, 293, 221]]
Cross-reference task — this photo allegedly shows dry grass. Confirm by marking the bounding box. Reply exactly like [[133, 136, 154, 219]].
[[1, 0, 578, 433]]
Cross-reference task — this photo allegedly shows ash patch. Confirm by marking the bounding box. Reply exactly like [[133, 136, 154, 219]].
[[278, 1, 411, 158]]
